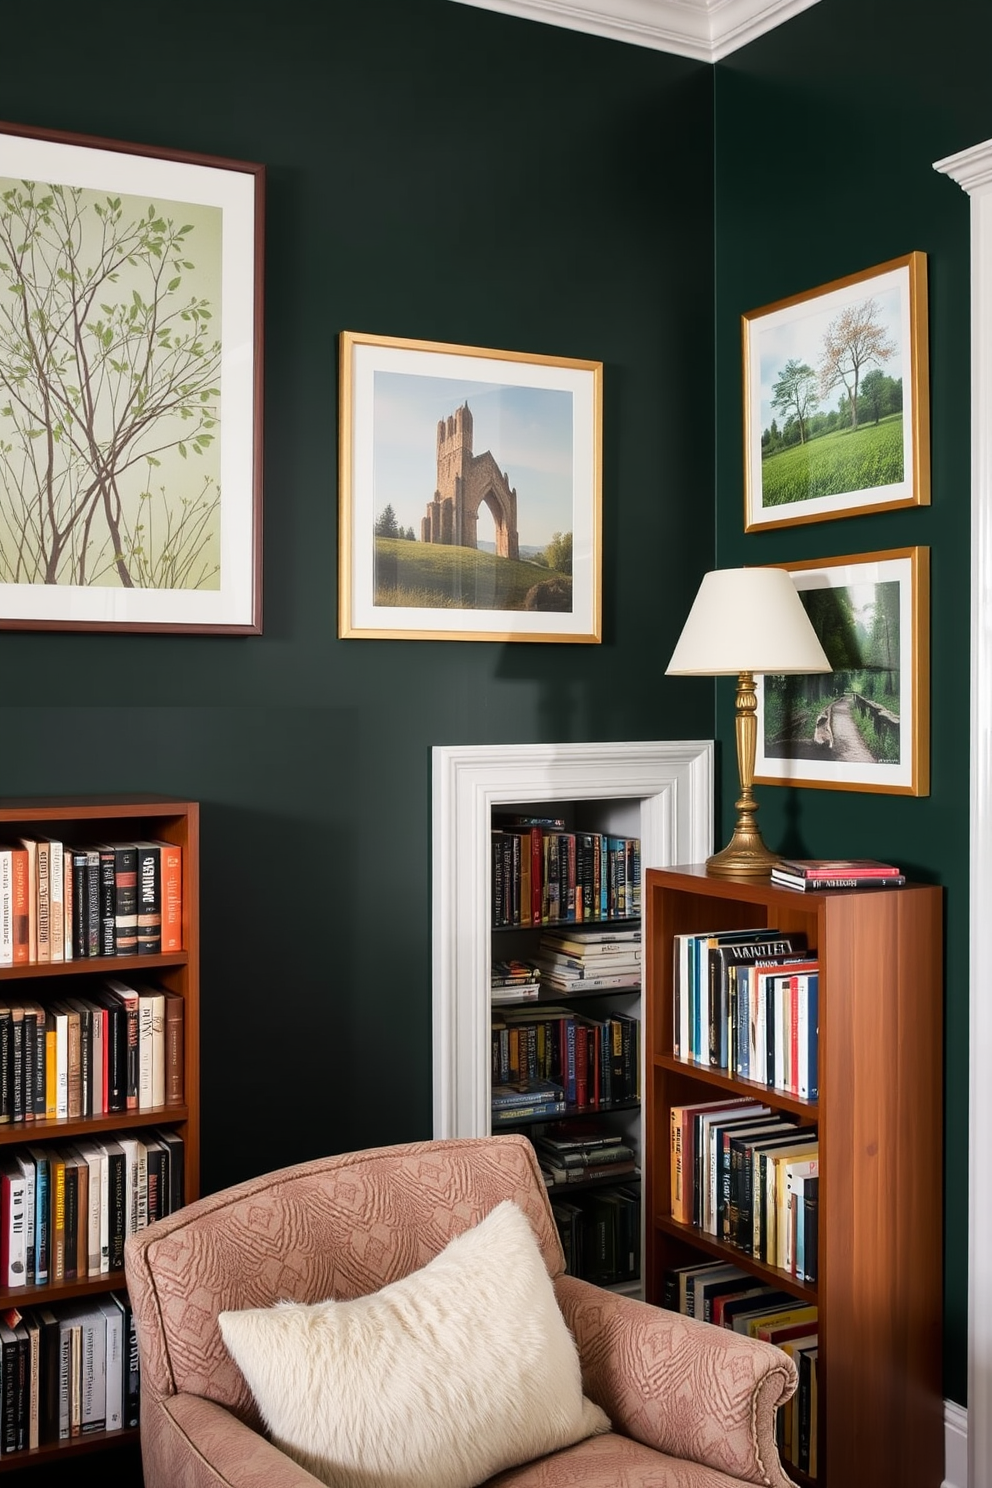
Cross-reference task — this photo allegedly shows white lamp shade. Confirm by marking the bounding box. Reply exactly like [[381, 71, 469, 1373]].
[[666, 566, 832, 676]]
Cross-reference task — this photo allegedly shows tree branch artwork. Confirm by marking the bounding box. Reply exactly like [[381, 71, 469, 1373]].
[[0, 179, 222, 593]]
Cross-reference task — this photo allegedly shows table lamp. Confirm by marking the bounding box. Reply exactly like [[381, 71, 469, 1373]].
[[666, 566, 831, 878]]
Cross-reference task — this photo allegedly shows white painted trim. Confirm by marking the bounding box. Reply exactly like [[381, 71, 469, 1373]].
[[432, 739, 713, 1138], [933, 137, 992, 1488], [448, 0, 821, 62], [945, 1399, 968, 1488]]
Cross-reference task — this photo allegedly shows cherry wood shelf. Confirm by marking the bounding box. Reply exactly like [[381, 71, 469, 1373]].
[[643, 865, 943, 1488], [0, 794, 200, 1469]]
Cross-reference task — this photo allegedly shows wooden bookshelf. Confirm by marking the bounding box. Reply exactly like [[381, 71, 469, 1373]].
[[0, 793, 199, 1468], [643, 864, 943, 1488]]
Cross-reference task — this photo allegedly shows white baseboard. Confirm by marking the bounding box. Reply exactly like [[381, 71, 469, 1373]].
[[945, 1399, 968, 1488]]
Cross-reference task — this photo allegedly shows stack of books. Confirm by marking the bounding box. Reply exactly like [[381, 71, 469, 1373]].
[[770, 858, 905, 891], [534, 1123, 639, 1187], [490, 1078, 566, 1124], [534, 925, 642, 994], [490, 959, 541, 1004]]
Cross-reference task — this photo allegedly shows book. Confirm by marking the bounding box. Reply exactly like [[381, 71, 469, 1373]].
[[773, 857, 901, 878], [96, 845, 116, 955], [70, 1141, 107, 1277], [102, 978, 140, 1110], [133, 840, 163, 953], [771, 869, 907, 891], [12, 1153, 35, 1286], [98, 1139, 127, 1272], [0, 848, 12, 967], [162, 988, 185, 1105], [669, 1096, 757, 1226], [155, 838, 183, 952], [26, 1147, 49, 1287], [92, 987, 128, 1113], [114, 1290, 140, 1429], [16, 839, 38, 963], [8, 846, 29, 965], [97, 1297, 124, 1431], [34, 837, 51, 964], [0, 1317, 19, 1452], [0, 1161, 28, 1288], [151, 1127, 185, 1213], [39, 837, 65, 963], [106, 843, 139, 956], [707, 932, 809, 1072]]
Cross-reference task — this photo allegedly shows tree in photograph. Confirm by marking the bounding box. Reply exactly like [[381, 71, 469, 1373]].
[[818, 295, 895, 430], [374, 503, 400, 538], [0, 179, 222, 590], [543, 530, 572, 575], [770, 359, 820, 445]]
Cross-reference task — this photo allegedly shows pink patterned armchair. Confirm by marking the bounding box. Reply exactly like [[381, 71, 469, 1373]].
[[124, 1135, 798, 1488]]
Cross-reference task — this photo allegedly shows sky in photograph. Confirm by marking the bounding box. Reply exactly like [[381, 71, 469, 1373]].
[[372, 371, 573, 549], [758, 284, 904, 431]]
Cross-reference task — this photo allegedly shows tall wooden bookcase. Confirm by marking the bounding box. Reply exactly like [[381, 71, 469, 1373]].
[[644, 865, 943, 1488], [0, 793, 199, 1470]]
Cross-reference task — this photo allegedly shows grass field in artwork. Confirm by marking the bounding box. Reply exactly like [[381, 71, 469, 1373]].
[[761, 415, 904, 508], [374, 538, 571, 611]]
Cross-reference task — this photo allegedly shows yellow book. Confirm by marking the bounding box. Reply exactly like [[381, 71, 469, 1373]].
[[49, 1151, 66, 1282], [45, 1024, 57, 1120]]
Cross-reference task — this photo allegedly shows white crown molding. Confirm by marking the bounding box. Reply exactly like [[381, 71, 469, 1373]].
[[449, 0, 821, 62]]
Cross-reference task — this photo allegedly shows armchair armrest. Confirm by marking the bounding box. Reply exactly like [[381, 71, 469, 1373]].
[[141, 1393, 325, 1488], [555, 1275, 798, 1488]]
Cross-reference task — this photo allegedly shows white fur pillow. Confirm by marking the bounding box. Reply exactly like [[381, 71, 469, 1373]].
[[218, 1199, 610, 1488]]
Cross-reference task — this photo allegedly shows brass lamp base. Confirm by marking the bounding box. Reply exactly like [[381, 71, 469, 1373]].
[[706, 668, 780, 879]]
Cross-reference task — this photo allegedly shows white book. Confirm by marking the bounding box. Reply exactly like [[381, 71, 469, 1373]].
[[97, 1298, 124, 1431], [0, 1161, 28, 1287], [13, 1152, 35, 1285], [44, 838, 65, 963], [137, 995, 155, 1109], [79, 1307, 107, 1433], [116, 1134, 148, 1237], [0, 848, 12, 966], [71, 1141, 106, 1276]]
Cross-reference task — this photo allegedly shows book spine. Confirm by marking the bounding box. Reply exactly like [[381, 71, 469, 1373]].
[[0, 850, 11, 967], [35, 839, 51, 963], [135, 842, 162, 954], [71, 850, 88, 961], [113, 845, 139, 956], [99, 847, 116, 955], [10, 849, 29, 964], [159, 841, 183, 953]]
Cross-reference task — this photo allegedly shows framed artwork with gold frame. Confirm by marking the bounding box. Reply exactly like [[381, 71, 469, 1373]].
[[742, 253, 929, 532], [338, 331, 602, 643], [754, 547, 929, 795]]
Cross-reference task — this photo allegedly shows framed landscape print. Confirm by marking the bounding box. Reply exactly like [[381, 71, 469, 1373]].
[[743, 253, 929, 532], [0, 120, 264, 632], [338, 331, 602, 642], [754, 548, 929, 795]]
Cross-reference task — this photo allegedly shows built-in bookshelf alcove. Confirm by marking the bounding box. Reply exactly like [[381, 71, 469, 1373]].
[[431, 739, 713, 1139]]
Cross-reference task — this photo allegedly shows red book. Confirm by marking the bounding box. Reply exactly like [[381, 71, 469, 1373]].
[[774, 858, 899, 878]]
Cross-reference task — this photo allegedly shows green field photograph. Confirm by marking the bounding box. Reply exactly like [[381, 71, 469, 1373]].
[[743, 253, 929, 531]]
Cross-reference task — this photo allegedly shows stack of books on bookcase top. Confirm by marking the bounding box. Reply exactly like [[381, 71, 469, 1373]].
[[491, 1005, 639, 1120], [552, 1183, 640, 1287], [533, 1122, 639, 1189], [0, 1289, 140, 1451], [533, 925, 642, 997], [491, 815, 640, 929], [770, 857, 905, 891], [669, 1095, 819, 1278], [0, 836, 182, 965], [661, 1257, 818, 1478], [673, 924, 819, 1098], [491, 959, 542, 1004]]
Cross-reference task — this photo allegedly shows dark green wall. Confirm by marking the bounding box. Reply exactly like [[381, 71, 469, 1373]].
[[713, 0, 990, 1406], [1, 0, 979, 1417], [0, 11, 713, 1189]]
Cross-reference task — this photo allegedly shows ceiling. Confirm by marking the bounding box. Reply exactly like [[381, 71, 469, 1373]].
[[449, 0, 821, 62]]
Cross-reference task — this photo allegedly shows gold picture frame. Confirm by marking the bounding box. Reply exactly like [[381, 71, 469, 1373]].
[[742, 253, 929, 532], [338, 331, 602, 642], [754, 547, 930, 795]]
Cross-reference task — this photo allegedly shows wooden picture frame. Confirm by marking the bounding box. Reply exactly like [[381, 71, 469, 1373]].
[[742, 253, 929, 532], [754, 547, 929, 795], [338, 331, 602, 642], [0, 120, 264, 632]]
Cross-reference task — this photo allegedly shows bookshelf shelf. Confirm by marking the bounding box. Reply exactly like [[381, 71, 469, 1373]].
[[644, 864, 943, 1488], [0, 793, 200, 1466]]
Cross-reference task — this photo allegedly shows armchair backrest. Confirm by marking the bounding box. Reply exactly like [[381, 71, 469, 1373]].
[[124, 1135, 564, 1428]]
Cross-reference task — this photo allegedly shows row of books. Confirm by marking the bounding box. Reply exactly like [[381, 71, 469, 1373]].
[[673, 924, 818, 1099], [0, 1129, 184, 1289], [0, 1291, 139, 1452], [661, 1261, 818, 1476], [532, 923, 642, 995], [552, 1184, 640, 1287], [670, 1096, 819, 1279], [0, 838, 182, 966], [491, 816, 640, 928], [0, 978, 184, 1124], [492, 1006, 640, 1111], [533, 1123, 639, 1188]]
